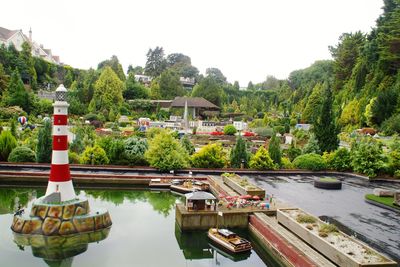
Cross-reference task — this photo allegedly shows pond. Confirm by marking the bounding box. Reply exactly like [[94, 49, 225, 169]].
[[247, 174, 400, 263], [0, 187, 280, 267]]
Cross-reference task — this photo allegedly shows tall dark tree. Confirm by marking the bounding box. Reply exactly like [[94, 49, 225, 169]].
[[124, 72, 149, 99], [191, 76, 223, 106], [144, 46, 167, 77], [205, 68, 226, 84], [314, 86, 339, 152], [230, 136, 250, 168], [268, 133, 282, 166], [36, 120, 52, 163], [127, 65, 144, 75], [2, 70, 30, 112], [158, 69, 185, 99]]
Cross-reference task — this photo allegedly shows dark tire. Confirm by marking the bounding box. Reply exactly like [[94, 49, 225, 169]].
[[314, 179, 342, 190]]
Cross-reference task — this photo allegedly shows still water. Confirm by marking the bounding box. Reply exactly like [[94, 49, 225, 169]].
[[0, 187, 279, 267]]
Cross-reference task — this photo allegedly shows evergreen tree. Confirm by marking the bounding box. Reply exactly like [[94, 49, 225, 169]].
[[0, 131, 17, 161], [144, 46, 167, 77], [314, 86, 339, 152], [36, 120, 52, 163], [269, 133, 282, 166], [230, 136, 250, 168], [9, 118, 17, 138], [2, 70, 30, 112]]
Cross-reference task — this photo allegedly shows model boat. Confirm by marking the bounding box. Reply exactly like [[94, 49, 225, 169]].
[[207, 228, 251, 253]]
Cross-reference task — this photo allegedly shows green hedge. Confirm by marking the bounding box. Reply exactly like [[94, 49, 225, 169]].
[[293, 153, 326, 171]]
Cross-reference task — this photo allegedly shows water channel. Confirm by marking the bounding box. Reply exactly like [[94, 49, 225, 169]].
[[0, 187, 280, 267], [247, 174, 400, 263]]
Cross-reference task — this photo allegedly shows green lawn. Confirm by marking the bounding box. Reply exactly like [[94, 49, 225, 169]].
[[365, 194, 400, 210], [319, 177, 338, 182]]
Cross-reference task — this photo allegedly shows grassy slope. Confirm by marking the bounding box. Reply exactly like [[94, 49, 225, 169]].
[[365, 194, 400, 210]]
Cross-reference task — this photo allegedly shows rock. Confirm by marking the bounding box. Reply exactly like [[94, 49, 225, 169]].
[[11, 216, 25, 233], [63, 204, 76, 220], [394, 192, 400, 206], [42, 217, 61, 235], [35, 205, 49, 219], [75, 206, 87, 216], [59, 221, 77, 235], [373, 188, 394, 197], [21, 219, 43, 234], [48, 206, 63, 218], [73, 217, 94, 233]]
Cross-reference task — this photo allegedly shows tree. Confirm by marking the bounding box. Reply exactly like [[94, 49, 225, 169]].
[[191, 143, 226, 168], [8, 146, 36, 162], [181, 135, 195, 155], [166, 53, 191, 66], [124, 137, 148, 166], [158, 69, 185, 99], [206, 68, 226, 84], [124, 73, 149, 99], [80, 145, 109, 165], [191, 76, 223, 106], [314, 86, 339, 153], [36, 120, 52, 163], [249, 146, 275, 170], [0, 131, 17, 161], [302, 134, 321, 154], [351, 137, 386, 177], [339, 99, 360, 127], [127, 65, 143, 75], [230, 136, 250, 168], [268, 133, 282, 166], [98, 55, 126, 81], [302, 83, 324, 123], [2, 70, 30, 112], [145, 131, 189, 171], [144, 46, 166, 77], [369, 88, 398, 126], [0, 63, 9, 94], [89, 66, 124, 119]]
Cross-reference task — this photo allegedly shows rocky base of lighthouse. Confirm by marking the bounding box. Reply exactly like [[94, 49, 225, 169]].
[[11, 197, 112, 236]]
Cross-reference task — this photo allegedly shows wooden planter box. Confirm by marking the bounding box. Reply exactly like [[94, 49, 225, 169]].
[[222, 175, 265, 198], [277, 208, 397, 267]]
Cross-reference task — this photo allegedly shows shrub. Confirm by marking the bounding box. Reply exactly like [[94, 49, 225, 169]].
[[286, 143, 302, 161], [269, 133, 282, 166], [296, 214, 317, 224], [146, 127, 166, 140], [80, 145, 109, 165], [350, 137, 386, 177], [324, 148, 352, 171], [36, 120, 52, 163], [84, 113, 99, 121], [8, 146, 36, 162], [181, 135, 195, 155], [381, 113, 400, 135], [281, 157, 295, 169], [273, 125, 285, 135], [230, 136, 250, 168], [68, 151, 80, 164], [318, 223, 338, 237], [253, 127, 273, 137], [302, 134, 321, 154], [223, 125, 237, 135], [0, 131, 17, 161], [388, 150, 400, 176], [249, 146, 275, 170], [145, 131, 189, 171], [108, 138, 128, 165], [191, 143, 226, 168], [124, 137, 148, 166], [293, 153, 326, 171]]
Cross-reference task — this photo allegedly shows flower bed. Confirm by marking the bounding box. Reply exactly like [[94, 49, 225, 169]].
[[277, 208, 396, 267], [222, 173, 265, 198]]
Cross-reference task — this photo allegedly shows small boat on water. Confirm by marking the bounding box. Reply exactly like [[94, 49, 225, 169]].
[[207, 228, 251, 253]]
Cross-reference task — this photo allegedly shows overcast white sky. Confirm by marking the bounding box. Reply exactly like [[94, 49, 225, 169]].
[[1, 0, 383, 86]]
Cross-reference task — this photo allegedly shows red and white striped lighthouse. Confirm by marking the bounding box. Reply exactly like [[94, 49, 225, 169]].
[[45, 84, 76, 202]]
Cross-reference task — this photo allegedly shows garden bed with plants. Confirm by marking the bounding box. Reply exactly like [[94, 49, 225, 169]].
[[222, 173, 265, 198], [365, 194, 400, 212], [314, 177, 342, 189], [277, 208, 396, 267]]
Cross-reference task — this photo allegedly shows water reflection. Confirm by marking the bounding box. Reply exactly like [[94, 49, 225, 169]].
[[13, 228, 110, 267], [0, 188, 44, 214], [84, 189, 180, 216]]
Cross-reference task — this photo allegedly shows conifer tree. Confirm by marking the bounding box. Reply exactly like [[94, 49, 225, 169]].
[[268, 133, 282, 166], [314, 86, 339, 152], [230, 136, 250, 168], [3, 70, 30, 112], [36, 120, 52, 163]]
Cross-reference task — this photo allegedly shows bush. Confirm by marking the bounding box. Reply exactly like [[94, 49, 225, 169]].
[[108, 138, 128, 165], [230, 136, 250, 168], [223, 125, 237, 135], [381, 114, 400, 135], [293, 153, 326, 171], [80, 145, 109, 165], [286, 143, 302, 162], [269, 133, 282, 166], [253, 127, 273, 137], [273, 125, 285, 135], [8, 146, 36, 162], [124, 137, 148, 166], [84, 114, 99, 121], [249, 146, 275, 170], [68, 151, 80, 164], [324, 148, 352, 171], [350, 137, 386, 177], [388, 150, 400, 176], [181, 135, 195, 155], [191, 143, 226, 168], [145, 131, 189, 171], [302, 134, 321, 154], [281, 157, 295, 169], [0, 131, 17, 161], [36, 120, 52, 163]]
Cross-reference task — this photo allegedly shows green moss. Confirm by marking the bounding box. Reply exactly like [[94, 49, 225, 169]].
[[296, 214, 317, 224], [365, 194, 400, 210], [319, 177, 338, 182], [318, 223, 338, 237]]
